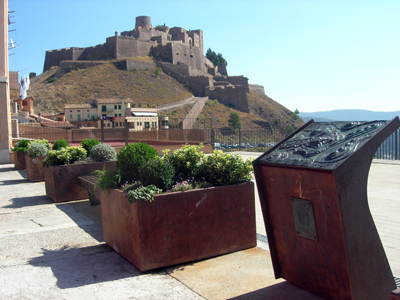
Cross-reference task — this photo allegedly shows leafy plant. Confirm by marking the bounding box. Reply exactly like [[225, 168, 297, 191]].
[[43, 146, 87, 167], [116, 142, 158, 184], [26, 143, 49, 158], [198, 150, 253, 186], [138, 157, 175, 191], [52, 139, 69, 150], [43, 148, 71, 167], [93, 167, 121, 190], [125, 185, 162, 203], [69, 146, 87, 163], [89, 143, 116, 162], [31, 139, 51, 150], [12, 139, 31, 153], [47, 77, 57, 83], [163, 144, 204, 181], [80, 138, 100, 155]]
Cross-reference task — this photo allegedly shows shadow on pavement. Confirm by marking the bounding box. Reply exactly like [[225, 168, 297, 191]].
[[4, 195, 53, 208], [28, 244, 149, 289], [227, 281, 326, 300], [0, 178, 30, 186]]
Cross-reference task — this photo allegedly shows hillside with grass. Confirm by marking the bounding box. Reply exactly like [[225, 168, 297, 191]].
[[29, 58, 192, 114], [28, 58, 303, 135]]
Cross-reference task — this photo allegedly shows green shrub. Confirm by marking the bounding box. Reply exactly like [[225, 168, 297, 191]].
[[164, 144, 204, 181], [138, 157, 175, 191], [43, 146, 87, 167], [26, 143, 49, 157], [47, 77, 57, 83], [52, 139, 69, 150], [12, 139, 31, 153], [116, 142, 158, 184], [31, 139, 51, 150], [43, 148, 70, 167], [80, 138, 100, 155], [198, 150, 253, 186], [89, 143, 116, 162], [69, 146, 87, 163]]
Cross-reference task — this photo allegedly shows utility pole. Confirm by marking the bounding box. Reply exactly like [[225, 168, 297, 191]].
[[0, 0, 11, 163]]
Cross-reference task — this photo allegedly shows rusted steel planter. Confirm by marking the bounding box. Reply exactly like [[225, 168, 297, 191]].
[[44, 161, 115, 203], [100, 182, 256, 272], [25, 156, 47, 182], [14, 151, 26, 170]]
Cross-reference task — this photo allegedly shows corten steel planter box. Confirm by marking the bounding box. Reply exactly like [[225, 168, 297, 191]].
[[100, 182, 256, 272], [25, 156, 46, 182], [44, 161, 116, 203], [14, 151, 26, 170]]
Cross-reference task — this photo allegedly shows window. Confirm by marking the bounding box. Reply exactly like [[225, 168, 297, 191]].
[[118, 105, 121, 109], [144, 122, 150, 128], [119, 114, 121, 117], [77, 110, 80, 112], [115, 123, 118, 127], [87, 110, 89, 112], [87, 114, 90, 119], [176, 52, 179, 55], [70, 110, 72, 112], [102, 105, 106, 112], [120, 122, 123, 127], [114, 105, 117, 109], [22, 101, 27, 106], [70, 114, 73, 119], [137, 122, 139, 126], [115, 114, 118, 117]]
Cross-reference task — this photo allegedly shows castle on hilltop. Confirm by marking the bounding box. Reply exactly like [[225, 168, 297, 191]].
[[43, 16, 250, 112]]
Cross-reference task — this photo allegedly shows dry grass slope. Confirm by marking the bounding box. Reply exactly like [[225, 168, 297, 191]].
[[28, 59, 303, 134], [29, 61, 192, 114]]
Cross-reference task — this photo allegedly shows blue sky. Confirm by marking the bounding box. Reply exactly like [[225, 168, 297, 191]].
[[7, 0, 400, 113]]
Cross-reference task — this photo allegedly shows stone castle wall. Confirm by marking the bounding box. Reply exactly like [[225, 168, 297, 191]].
[[206, 85, 249, 113], [156, 61, 212, 97], [214, 75, 249, 92]]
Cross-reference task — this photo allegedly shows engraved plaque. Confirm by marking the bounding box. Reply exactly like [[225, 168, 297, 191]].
[[291, 197, 318, 241]]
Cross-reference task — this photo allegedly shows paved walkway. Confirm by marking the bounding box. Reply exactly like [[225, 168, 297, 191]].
[[0, 156, 399, 299]]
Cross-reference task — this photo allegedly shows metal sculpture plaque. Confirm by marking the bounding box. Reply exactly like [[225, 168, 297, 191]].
[[260, 120, 388, 169], [291, 197, 318, 241], [253, 118, 400, 300]]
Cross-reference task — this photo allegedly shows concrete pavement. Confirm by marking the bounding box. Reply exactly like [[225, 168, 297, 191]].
[[0, 155, 399, 299]]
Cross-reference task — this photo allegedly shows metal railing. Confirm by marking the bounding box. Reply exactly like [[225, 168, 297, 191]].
[[11, 119, 400, 160], [374, 128, 399, 160]]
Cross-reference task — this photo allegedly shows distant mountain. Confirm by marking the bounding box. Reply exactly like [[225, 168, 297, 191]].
[[299, 109, 400, 122]]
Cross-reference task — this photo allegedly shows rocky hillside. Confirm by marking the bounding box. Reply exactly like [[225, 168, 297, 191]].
[[28, 58, 303, 135]]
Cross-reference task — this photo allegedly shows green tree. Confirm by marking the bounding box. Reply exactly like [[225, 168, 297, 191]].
[[228, 112, 241, 129], [154, 24, 168, 32], [294, 108, 299, 114], [206, 48, 227, 66], [285, 124, 294, 134]]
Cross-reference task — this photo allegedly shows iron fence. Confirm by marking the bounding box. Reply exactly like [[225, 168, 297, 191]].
[[374, 128, 399, 160], [11, 120, 400, 160]]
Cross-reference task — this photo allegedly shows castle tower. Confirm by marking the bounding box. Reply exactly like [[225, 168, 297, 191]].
[[135, 16, 152, 29]]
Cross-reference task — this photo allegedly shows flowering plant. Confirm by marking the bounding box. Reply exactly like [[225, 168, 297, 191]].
[[95, 143, 253, 203]]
